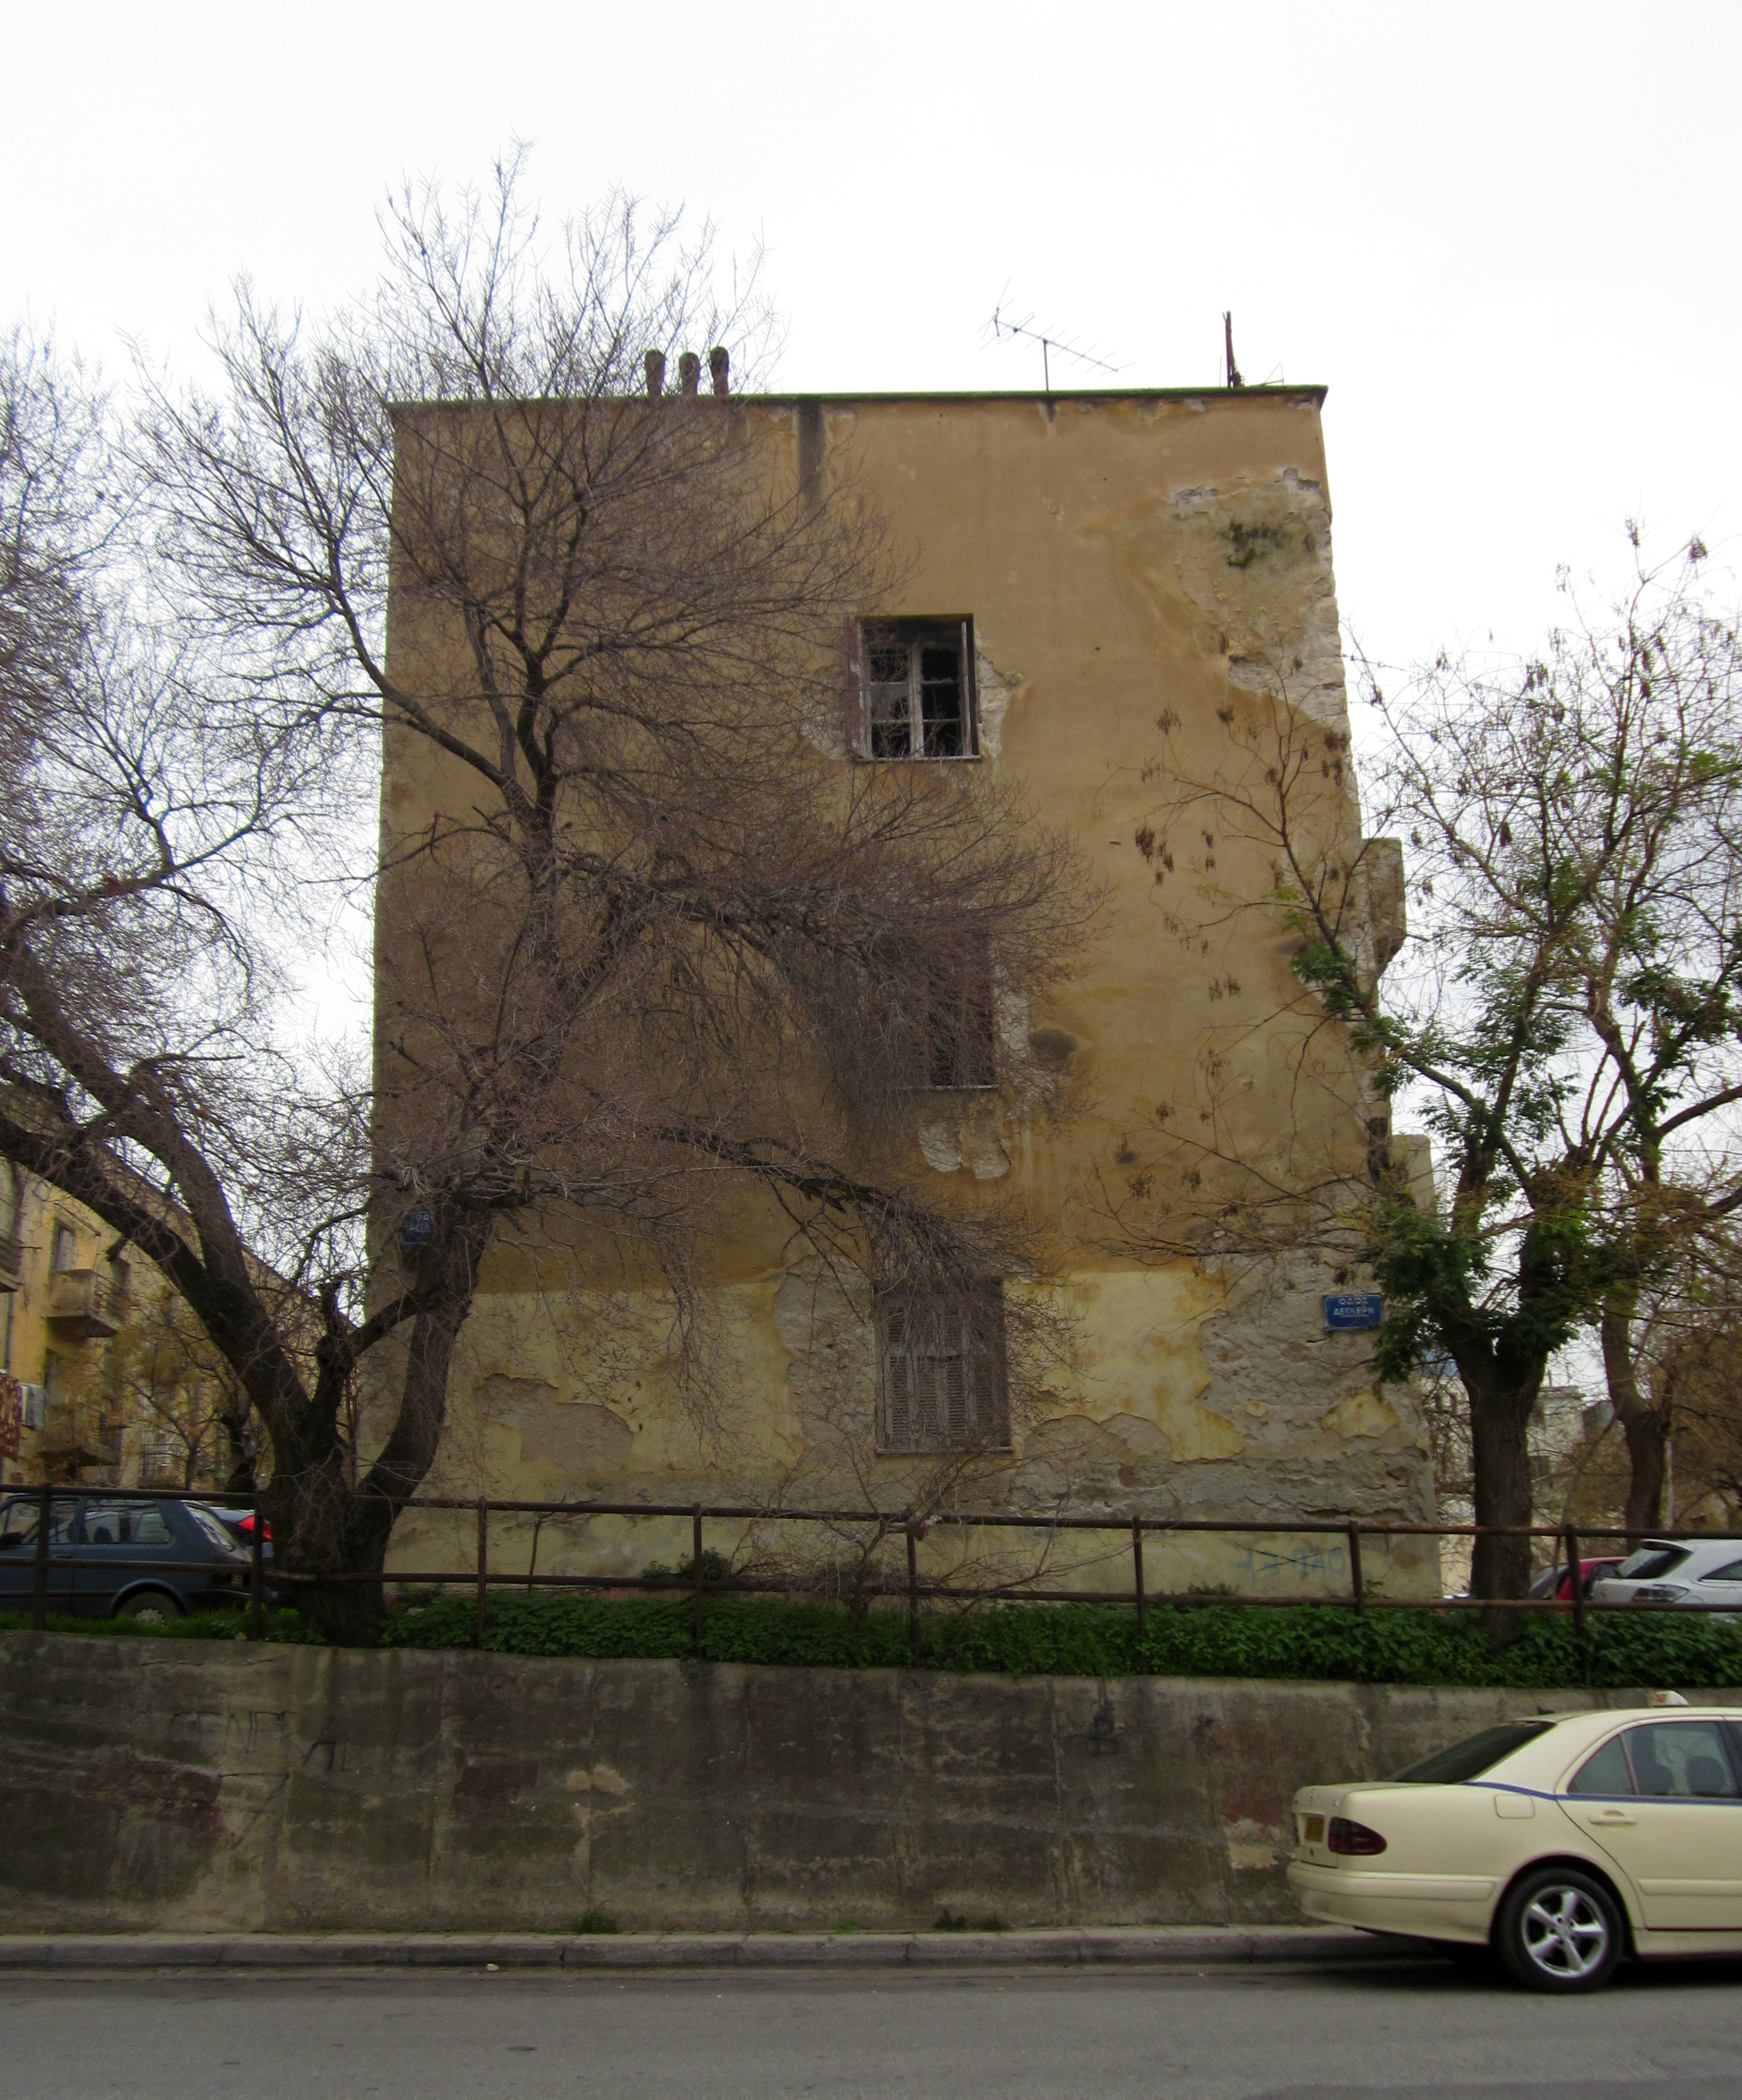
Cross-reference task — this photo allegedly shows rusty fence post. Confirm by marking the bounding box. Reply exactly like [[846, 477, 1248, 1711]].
[[906, 1521, 920, 1654], [31, 1482, 50, 1631], [474, 1497, 489, 1648], [692, 1504, 706, 1651], [1346, 1521, 1366, 1615], [1565, 1523, 1586, 1641], [249, 1497, 265, 1640], [1132, 1516, 1147, 1643]]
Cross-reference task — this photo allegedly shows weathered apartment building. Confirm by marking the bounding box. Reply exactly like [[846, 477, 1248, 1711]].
[[0, 1164, 235, 1494], [381, 381, 1436, 1598]]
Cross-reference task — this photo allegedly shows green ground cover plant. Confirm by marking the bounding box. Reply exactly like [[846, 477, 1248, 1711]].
[[0, 1607, 317, 1643], [13, 1587, 1739, 1688], [7, 1593, 1742, 1689]]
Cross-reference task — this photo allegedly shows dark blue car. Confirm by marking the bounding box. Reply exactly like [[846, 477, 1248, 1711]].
[[0, 1493, 253, 1622]]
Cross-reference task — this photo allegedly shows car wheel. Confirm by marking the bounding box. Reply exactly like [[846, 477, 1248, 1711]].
[[114, 1590, 183, 1625], [1495, 1867, 1623, 1992]]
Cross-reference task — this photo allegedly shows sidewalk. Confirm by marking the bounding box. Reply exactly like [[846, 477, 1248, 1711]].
[[0, 1926, 1419, 1971]]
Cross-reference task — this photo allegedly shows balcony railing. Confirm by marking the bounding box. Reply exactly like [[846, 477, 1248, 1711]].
[[47, 1267, 126, 1338]]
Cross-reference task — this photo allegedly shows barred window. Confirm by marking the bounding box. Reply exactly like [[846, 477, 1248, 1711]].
[[860, 620, 976, 759], [139, 1425, 180, 1485], [876, 1283, 1009, 1453]]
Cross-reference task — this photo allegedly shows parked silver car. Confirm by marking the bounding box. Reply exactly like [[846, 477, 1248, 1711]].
[[1589, 1539, 1742, 1611]]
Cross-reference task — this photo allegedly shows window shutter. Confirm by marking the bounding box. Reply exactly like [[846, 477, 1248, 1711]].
[[875, 1283, 1009, 1452], [843, 623, 867, 755], [880, 1302, 913, 1451], [942, 1321, 970, 1445], [960, 617, 978, 756], [971, 1283, 1010, 1446]]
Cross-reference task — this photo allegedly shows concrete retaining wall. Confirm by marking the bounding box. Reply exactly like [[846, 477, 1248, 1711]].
[[0, 1632, 1715, 1933]]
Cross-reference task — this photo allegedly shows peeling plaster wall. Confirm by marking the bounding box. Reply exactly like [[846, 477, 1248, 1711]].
[[379, 390, 1434, 1591]]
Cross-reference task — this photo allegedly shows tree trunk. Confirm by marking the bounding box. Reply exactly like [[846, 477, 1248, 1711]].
[[268, 1228, 485, 1646], [220, 1397, 256, 1500], [264, 1454, 396, 1646], [1620, 1408, 1669, 1545], [1464, 1368, 1539, 1607], [1602, 1300, 1668, 1548]]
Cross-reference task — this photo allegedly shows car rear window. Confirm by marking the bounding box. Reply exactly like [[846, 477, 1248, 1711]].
[[1389, 1721, 1555, 1784], [186, 1504, 240, 1552], [1616, 1545, 1689, 1581]]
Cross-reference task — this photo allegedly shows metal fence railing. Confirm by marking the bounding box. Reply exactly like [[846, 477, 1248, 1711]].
[[7, 1481, 1742, 1644]]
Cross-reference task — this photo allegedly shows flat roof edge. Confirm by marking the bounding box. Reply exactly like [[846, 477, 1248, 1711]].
[[735, 386, 1329, 406], [388, 385, 1328, 415]]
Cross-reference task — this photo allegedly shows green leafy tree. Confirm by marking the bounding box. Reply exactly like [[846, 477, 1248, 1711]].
[[1124, 548, 1742, 1597]]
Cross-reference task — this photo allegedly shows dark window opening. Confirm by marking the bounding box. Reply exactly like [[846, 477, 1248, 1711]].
[[923, 935, 997, 1089], [862, 620, 976, 760], [876, 1282, 1009, 1453]]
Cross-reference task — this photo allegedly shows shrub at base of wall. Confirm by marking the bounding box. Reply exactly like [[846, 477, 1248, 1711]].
[[7, 1593, 1742, 1689]]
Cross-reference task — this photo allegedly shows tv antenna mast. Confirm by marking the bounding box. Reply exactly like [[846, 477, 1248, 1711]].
[[987, 296, 1121, 393]]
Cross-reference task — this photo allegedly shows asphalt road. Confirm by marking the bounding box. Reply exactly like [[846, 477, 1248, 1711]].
[[8, 1955, 1742, 2100]]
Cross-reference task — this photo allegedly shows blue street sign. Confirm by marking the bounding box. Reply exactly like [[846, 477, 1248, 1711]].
[[398, 1207, 434, 1249], [1322, 1292, 1384, 1331]]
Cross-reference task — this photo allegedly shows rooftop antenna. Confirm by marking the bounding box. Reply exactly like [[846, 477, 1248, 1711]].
[[988, 295, 1121, 393]]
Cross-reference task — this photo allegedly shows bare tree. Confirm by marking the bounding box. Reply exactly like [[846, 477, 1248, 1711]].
[[0, 325, 362, 1565], [109, 1283, 256, 1492], [1115, 548, 1742, 1598], [2, 162, 1090, 1640]]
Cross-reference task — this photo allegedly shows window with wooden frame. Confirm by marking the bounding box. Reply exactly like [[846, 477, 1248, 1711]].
[[859, 619, 977, 759], [875, 1282, 1009, 1453]]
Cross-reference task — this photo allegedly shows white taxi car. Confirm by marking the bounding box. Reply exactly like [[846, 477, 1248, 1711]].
[[1288, 1707, 1742, 1991]]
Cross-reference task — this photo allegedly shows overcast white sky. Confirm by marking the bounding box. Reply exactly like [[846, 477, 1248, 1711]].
[[6, 0, 1736, 677]]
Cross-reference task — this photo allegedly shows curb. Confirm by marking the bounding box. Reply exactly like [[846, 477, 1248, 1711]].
[[0, 1926, 1418, 1972]]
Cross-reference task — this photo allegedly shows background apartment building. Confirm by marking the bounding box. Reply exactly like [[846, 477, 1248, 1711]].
[[0, 1164, 240, 1494]]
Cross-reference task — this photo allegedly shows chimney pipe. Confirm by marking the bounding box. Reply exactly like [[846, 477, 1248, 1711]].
[[677, 351, 701, 396], [709, 345, 730, 398], [644, 350, 666, 398]]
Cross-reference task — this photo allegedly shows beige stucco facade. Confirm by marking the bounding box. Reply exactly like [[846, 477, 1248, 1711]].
[[380, 387, 1435, 1600]]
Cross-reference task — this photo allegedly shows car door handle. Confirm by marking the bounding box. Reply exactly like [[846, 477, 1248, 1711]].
[[1584, 1808, 1637, 1825]]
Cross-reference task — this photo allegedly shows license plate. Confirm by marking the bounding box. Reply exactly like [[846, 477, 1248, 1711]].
[[1301, 1814, 1325, 1846]]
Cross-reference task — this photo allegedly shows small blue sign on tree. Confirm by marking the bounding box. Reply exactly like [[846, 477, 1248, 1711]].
[[1322, 1292, 1384, 1331], [398, 1207, 434, 1250]]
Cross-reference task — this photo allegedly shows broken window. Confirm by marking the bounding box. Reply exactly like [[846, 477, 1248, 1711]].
[[861, 620, 976, 759], [922, 933, 998, 1089], [876, 1282, 1009, 1453]]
